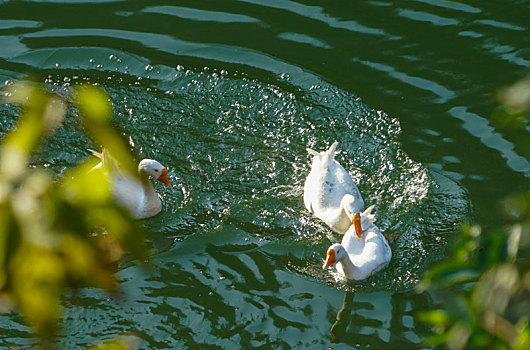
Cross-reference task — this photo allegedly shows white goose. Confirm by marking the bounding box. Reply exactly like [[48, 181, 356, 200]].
[[91, 149, 171, 219], [304, 141, 364, 234], [322, 205, 391, 280]]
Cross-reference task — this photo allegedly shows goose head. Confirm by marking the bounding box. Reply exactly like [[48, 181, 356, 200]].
[[138, 159, 171, 187], [322, 243, 347, 270]]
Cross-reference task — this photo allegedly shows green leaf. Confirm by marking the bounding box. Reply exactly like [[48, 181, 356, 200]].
[[0, 81, 149, 342], [87, 335, 141, 350], [416, 310, 451, 328], [74, 85, 137, 175]]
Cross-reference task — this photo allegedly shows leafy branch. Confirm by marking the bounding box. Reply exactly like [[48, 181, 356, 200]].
[[0, 81, 147, 348]]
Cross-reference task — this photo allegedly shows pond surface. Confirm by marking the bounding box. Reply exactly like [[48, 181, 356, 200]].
[[0, 0, 528, 348]]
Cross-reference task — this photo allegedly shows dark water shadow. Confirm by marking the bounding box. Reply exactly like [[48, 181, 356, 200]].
[[329, 289, 432, 348]]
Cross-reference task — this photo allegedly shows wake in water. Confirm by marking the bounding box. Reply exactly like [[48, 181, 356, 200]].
[[2, 65, 468, 292]]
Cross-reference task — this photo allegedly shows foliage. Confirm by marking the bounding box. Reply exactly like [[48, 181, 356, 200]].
[[417, 214, 530, 349], [87, 335, 141, 350], [0, 81, 147, 344], [417, 77, 530, 350], [493, 75, 530, 131]]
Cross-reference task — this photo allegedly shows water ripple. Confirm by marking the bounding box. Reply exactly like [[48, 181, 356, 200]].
[[21, 28, 323, 88], [397, 9, 459, 27], [278, 32, 332, 49], [141, 6, 261, 24], [474, 18, 526, 32], [449, 106, 530, 176], [0, 36, 28, 59], [238, 0, 386, 36], [412, 0, 482, 14], [0, 19, 42, 29], [353, 58, 455, 103]]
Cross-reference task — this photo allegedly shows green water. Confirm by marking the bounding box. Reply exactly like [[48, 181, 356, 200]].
[[0, 0, 528, 348]]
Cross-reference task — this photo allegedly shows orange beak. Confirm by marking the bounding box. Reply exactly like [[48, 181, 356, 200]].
[[157, 168, 171, 187], [353, 213, 363, 238], [322, 249, 336, 270]]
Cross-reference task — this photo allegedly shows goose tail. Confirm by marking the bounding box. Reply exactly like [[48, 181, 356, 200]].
[[326, 141, 339, 158], [361, 204, 376, 226]]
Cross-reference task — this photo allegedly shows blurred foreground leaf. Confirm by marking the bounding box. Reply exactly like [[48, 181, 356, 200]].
[[75, 85, 137, 175], [418, 190, 529, 350], [418, 77, 530, 350], [0, 81, 148, 342], [87, 335, 141, 350]]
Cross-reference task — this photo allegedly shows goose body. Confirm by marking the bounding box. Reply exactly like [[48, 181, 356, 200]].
[[91, 149, 170, 219], [304, 142, 364, 234], [322, 205, 391, 280]]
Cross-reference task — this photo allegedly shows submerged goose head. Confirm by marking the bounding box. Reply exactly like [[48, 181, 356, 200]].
[[138, 159, 171, 187]]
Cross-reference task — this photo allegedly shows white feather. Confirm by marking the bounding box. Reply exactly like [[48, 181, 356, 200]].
[[303, 141, 365, 234]]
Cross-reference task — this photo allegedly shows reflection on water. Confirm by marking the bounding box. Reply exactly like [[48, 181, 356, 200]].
[[330, 291, 354, 343], [56, 230, 433, 349], [330, 290, 428, 347]]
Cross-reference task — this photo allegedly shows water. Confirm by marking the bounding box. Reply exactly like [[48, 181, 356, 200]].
[[0, 0, 528, 348]]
